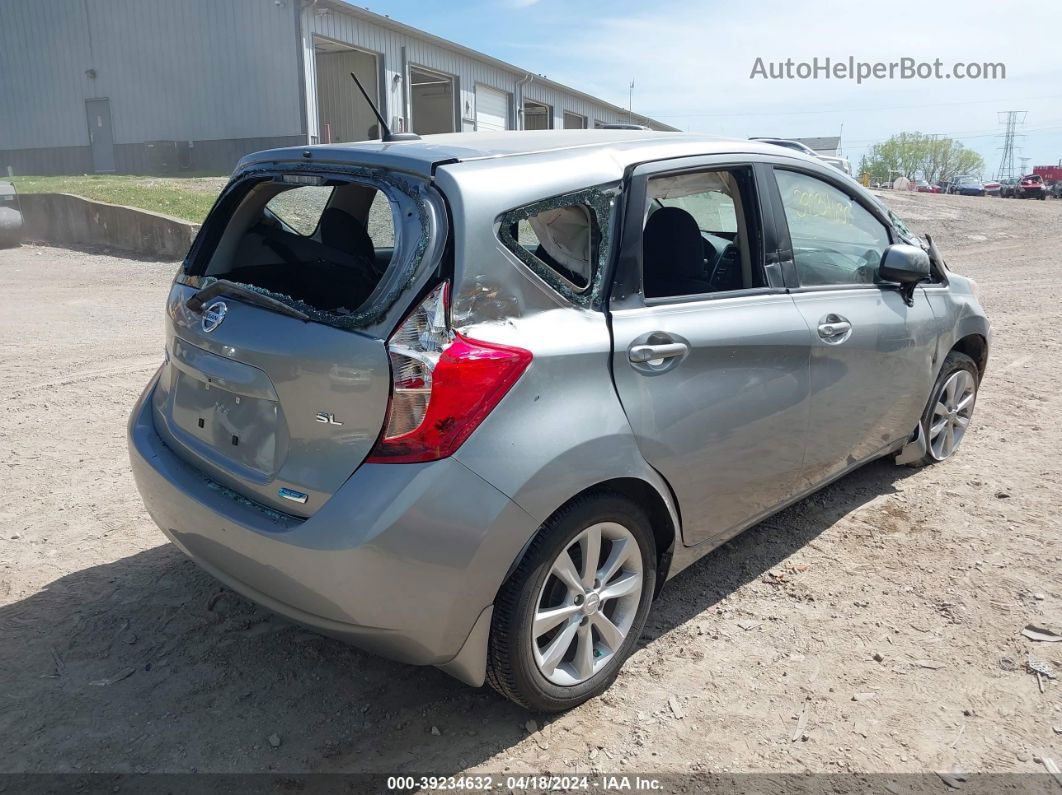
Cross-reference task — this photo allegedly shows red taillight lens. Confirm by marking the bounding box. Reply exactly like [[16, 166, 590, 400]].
[[367, 283, 532, 464]]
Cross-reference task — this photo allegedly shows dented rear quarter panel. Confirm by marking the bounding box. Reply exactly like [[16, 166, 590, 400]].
[[436, 156, 683, 566]]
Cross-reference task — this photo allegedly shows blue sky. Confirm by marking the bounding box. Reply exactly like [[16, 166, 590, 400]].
[[368, 0, 1062, 176]]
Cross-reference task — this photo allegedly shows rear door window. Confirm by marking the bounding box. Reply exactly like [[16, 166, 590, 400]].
[[642, 166, 764, 299]]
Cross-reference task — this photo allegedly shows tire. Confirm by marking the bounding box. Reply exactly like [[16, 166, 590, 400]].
[[904, 351, 979, 467], [486, 492, 657, 712]]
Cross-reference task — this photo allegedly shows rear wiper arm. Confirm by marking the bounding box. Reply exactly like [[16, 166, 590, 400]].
[[186, 279, 310, 322]]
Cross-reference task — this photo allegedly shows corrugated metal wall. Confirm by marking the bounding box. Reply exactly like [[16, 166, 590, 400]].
[[0, 0, 302, 150], [301, 6, 668, 140], [0, 0, 673, 175]]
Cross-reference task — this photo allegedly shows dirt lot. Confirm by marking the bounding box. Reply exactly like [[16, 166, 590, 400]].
[[1, 192, 1060, 783]]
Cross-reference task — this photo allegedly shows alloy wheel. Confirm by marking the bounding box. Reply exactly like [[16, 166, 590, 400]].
[[929, 369, 976, 460], [531, 522, 643, 686]]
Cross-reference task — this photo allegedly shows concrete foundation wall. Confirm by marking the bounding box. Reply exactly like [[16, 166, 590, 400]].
[[1, 135, 307, 178], [20, 193, 199, 260]]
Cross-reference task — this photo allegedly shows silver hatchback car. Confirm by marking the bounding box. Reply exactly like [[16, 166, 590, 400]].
[[129, 131, 989, 711]]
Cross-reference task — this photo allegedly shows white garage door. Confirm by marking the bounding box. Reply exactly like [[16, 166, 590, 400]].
[[476, 85, 509, 131]]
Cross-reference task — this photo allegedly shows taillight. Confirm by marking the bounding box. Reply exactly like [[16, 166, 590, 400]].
[[367, 282, 532, 463]]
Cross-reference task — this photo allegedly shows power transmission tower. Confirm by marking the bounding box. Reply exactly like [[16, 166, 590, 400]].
[[996, 110, 1026, 181]]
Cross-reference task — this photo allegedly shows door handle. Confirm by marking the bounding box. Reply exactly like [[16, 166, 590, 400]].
[[629, 342, 688, 364], [817, 315, 852, 342]]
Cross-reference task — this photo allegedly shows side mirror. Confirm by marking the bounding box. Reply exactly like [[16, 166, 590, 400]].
[[879, 243, 930, 284], [879, 243, 930, 306]]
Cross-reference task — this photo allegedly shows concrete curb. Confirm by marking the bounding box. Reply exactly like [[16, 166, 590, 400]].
[[19, 192, 199, 260]]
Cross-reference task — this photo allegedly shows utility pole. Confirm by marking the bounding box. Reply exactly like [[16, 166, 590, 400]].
[[996, 110, 1026, 181], [926, 133, 946, 182], [628, 80, 634, 125]]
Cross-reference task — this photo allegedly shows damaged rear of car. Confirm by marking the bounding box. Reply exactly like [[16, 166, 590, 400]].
[[153, 162, 445, 514], [128, 150, 543, 678]]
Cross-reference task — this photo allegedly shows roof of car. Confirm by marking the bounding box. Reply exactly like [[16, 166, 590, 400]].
[[237, 130, 808, 177]]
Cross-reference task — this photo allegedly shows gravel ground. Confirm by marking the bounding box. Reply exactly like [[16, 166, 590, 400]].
[[0, 192, 1060, 783]]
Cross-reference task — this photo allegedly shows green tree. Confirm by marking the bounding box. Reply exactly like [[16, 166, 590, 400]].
[[861, 132, 984, 185]]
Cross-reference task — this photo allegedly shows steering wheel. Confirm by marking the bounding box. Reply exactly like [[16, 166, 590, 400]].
[[707, 243, 739, 291]]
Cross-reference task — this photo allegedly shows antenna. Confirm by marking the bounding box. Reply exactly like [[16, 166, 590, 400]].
[[349, 72, 420, 142]]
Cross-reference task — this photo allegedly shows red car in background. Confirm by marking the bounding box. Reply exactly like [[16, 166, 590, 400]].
[[983, 180, 1002, 197], [915, 179, 942, 193], [1017, 174, 1047, 200]]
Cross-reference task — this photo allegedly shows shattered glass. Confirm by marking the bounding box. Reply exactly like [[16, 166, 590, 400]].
[[180, 164, 436, 330], [495, 183, 620, 310]]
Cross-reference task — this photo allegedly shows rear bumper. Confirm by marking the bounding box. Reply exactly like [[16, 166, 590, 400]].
[[128, 371, 537, 681]]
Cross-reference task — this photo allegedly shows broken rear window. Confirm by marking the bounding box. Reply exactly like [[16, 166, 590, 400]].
[[497, 185, 617, 307], [265, 186, 334, 236], [181, 169, 432, 327], [513, 205, 594, 291]]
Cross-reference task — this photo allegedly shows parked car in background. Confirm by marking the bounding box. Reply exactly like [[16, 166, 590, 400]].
[[749, 137, 819, 156], [948, 176, 986, 196], [983, 180, 1001, 197], [129, 131, 990, 711], [0, 181, 23, 248], [999, 178, 1019, 198], [915, 179, 942, 194], [1051, 181, 1062, 199], [1017, 174, 1047, 200], [750, 138, 852, 175]]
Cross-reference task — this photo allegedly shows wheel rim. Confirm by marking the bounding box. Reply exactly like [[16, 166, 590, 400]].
[[531, 522, 643, 686], [929, 369, 976, 460]]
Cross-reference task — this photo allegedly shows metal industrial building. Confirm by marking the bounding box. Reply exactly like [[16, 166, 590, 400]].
[[0, 0, 677, 176]]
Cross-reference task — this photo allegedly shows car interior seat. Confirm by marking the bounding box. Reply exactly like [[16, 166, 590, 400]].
[[642, 206, 711, 298]]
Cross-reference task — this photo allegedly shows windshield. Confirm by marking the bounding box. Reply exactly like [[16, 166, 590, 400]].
[[885, 205, 915, 240]]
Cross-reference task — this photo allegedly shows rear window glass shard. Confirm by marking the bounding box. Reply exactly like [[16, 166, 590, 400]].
[[497, 184, 619, 308], [181, 167, 435, 330]]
